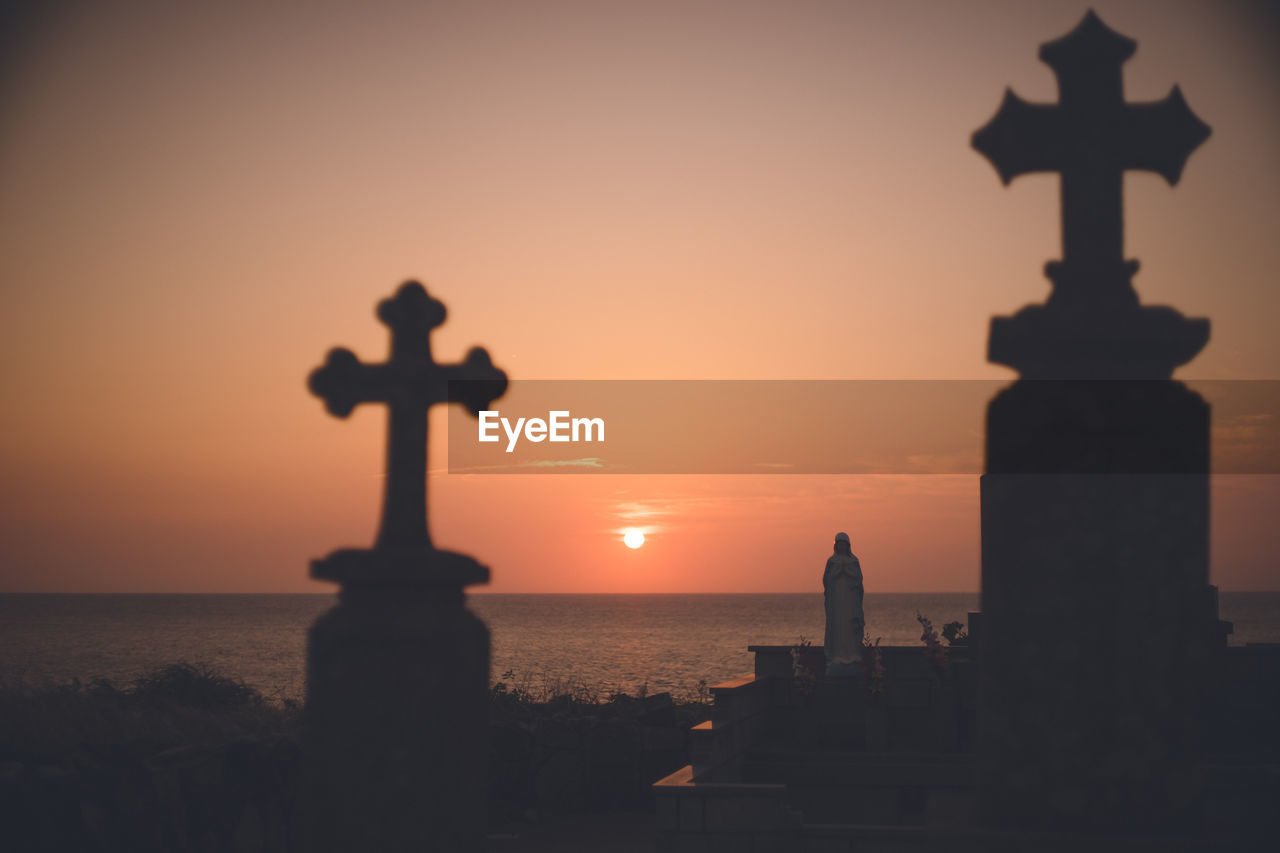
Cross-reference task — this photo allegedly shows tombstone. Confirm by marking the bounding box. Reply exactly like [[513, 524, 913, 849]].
[[297, 281, 506, 852], [972, 12, 1216, 835]]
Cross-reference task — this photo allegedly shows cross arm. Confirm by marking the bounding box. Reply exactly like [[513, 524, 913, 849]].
[[309, 345, 507, 419], [442, 348, 508, 415], [308, 348, 402, 418], [1120, 86, 1211, 185], [972, 89, 1066, 185]]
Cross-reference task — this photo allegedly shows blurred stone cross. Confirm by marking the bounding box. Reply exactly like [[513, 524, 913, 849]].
[[301, 281, 505, 852], [308, 280, 506, 551], [972, 9, 1210, 316], [973, 11, 1218, 839]]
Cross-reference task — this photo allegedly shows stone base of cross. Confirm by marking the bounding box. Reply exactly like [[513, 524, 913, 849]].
[[311, 547, 489, 589], [989, 297, 1210, 380]]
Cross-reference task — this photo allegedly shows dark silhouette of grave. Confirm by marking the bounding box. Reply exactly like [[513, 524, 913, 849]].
[[971, 10, 1217, 837], [298, 281, 505, 852]]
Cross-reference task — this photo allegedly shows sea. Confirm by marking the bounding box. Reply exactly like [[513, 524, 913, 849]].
[[1, 593, 1277, 702]]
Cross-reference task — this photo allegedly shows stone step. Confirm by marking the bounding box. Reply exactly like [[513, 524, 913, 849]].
[[742, 750, 976, 828], [748, 745, 975, 765], [799, 823, 1227, 853], [743, 759, 974, 787]]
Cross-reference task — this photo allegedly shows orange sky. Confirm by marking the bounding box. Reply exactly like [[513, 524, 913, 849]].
[[1, 0, 1277, 592]]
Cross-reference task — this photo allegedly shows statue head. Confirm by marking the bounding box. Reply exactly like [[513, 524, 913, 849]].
[[834, 531, 851, 556]]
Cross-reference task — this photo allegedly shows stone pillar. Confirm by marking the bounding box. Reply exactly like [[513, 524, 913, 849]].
[[298, 551, 490, 853], [979, 381, 1211, 834]]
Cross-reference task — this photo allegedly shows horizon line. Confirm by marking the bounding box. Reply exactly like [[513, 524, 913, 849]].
[[3, 589, 1278, 595]]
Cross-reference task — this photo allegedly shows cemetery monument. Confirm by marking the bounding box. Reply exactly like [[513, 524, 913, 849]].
[[973, 10, 1215, 835], [298, 281, 506, 852]]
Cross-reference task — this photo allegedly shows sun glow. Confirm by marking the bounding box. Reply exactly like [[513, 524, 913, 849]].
[[623, 529, 646, 549]]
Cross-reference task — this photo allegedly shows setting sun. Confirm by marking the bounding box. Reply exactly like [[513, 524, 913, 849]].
[[623, 529, 646, 549]]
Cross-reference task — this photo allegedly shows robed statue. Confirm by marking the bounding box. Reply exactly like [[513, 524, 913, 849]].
[[823, 531, 864, 672]]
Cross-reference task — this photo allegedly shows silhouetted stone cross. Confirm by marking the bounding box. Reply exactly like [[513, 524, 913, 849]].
[[973, 10, 1210, 313], [309, 281, 506, 551]]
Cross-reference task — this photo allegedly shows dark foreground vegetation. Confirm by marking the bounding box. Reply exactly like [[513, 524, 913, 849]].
[[0, 663, 707, 852]]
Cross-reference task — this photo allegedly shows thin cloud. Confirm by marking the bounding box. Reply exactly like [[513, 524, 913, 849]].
[[520, 457, 605, 469], [434, 457, 606, 474], [614, 501, 680, 520]]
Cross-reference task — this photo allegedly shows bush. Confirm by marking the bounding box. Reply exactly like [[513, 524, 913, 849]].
[[129, 661, 262, 709], [0, 662, 296, 763]]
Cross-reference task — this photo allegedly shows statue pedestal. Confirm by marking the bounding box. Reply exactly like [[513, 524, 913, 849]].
[[298, 549, 490, 852], [822, 661, 863, 679]]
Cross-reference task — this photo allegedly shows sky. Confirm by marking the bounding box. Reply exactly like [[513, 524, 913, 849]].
[[1, 0, 1277, 593]]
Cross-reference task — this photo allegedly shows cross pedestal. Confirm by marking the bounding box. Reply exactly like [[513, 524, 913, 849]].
[[981, 389, 1211, 835], [972, 13, 1218, 836], [297, 282, 506, 853]]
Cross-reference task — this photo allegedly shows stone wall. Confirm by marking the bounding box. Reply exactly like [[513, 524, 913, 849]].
[[0, 734, 302, 853], [490, 706, 691, 816], [750, 644, 976, 754], [2, 700, 695, 852]]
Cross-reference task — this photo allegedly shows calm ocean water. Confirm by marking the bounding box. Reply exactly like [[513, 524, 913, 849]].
[[1, 593, 1276, 701]]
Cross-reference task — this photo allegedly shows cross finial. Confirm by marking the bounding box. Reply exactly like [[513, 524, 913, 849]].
[[973, 10, 1210, 313], [309, 281, 507, 551]]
